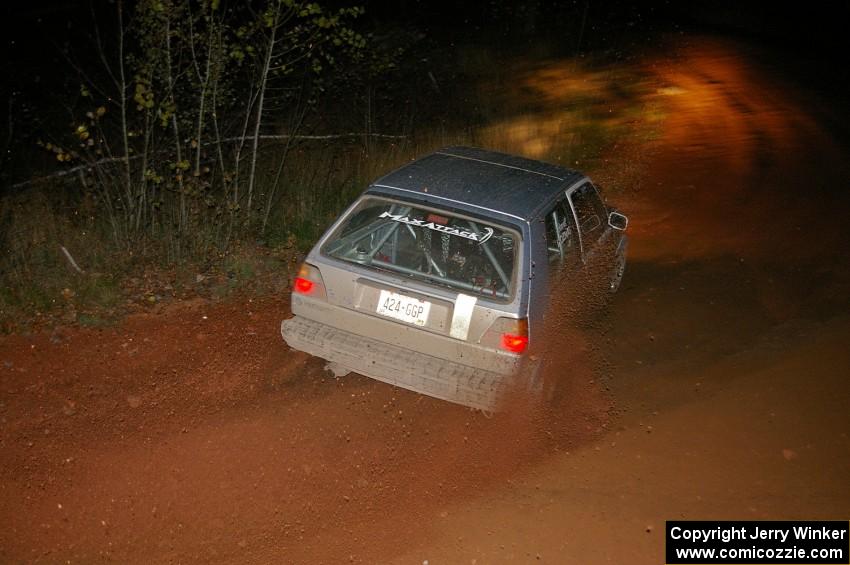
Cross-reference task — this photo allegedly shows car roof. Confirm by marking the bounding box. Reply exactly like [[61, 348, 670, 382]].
[[365, 146, 585, 223]]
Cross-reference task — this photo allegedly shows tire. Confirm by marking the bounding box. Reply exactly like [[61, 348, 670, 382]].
[[608, 252, 626, 293]]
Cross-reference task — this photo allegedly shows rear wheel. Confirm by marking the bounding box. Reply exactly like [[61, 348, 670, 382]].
[[608, 252, 626, 293]]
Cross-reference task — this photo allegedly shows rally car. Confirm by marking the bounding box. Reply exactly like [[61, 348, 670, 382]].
[[281, 146, 628, 410]]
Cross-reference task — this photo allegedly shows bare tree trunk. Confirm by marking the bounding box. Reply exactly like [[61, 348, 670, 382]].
[[261, 132, 293, 234], [210, 80, 227, 183], [226, 85, 258, 244], [363, 85, 372, 153], [207, 22, 230, 248], [164, 17, 186, 238], [246, 11, 278, 218], [116, 1, 134, 238], [189, 7, 214, 178], [261, 77, 309, 234], [135, 108, 152, 233], [79, 169, 120, 247]]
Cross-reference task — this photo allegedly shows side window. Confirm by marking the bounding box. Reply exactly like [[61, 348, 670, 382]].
[[570, 183, 607, 245], [544, 199, 578, 264]]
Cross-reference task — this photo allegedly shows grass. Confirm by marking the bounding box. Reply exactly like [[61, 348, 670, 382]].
[[77, 313, 114, 328]]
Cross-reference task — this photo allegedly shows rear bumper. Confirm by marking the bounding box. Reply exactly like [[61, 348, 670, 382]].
[[281, 316, 515, 411]]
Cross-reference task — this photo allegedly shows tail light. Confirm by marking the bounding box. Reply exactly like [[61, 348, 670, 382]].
[[481, 317, 529, 355], [501, 332, 529, 354], [292, 263, 327, 300]]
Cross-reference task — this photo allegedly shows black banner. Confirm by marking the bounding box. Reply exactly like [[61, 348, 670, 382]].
[[666, 521, 849, 564]]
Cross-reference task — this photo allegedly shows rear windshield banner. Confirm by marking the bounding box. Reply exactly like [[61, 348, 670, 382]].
[[378, 211, 494, 243]]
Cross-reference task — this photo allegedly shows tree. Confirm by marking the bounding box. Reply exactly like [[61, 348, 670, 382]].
[[50, 0, 368, 258]]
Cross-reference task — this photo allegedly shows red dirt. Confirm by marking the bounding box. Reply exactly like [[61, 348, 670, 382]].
[[0, 295, 607, 563], [2, 36, 849, 564]]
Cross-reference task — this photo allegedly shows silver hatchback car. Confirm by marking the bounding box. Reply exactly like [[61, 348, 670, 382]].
[[281, 146, 628, 410]]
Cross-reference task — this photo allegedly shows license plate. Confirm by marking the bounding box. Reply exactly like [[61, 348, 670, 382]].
[[376, 290, 431, 326]]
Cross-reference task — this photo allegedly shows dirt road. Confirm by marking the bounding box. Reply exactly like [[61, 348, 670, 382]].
[[2, 37, 849, 563]]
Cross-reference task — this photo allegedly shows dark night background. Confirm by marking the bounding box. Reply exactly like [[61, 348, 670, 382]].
[[3, 1, 848, 185]]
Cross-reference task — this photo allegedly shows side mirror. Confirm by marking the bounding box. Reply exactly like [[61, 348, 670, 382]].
[[608, 211, 628, 231]]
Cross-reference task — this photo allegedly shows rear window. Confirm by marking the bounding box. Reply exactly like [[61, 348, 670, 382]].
[[322, 197, 518, 300]]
